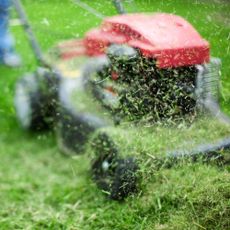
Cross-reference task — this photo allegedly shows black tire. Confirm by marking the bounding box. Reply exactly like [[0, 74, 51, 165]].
[[14, 68, 59, 131], [57, 57, 110, 155], [91, 133, 139, 200], [110, 157, 139, 200], [57, 106, 106, 155], [91, 132, 119, 190]]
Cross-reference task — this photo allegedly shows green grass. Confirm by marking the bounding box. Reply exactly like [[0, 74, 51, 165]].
[[0, 0, 230, 229]]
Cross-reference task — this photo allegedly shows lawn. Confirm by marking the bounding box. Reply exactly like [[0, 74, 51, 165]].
[[0, 0, 230, 229]]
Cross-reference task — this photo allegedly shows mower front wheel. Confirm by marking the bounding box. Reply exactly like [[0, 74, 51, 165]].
[[91, 133, 139, 200]]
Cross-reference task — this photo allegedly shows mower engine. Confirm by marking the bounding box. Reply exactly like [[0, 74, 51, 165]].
[[83, 13, 220, 123], [94, 45, 198, 123]]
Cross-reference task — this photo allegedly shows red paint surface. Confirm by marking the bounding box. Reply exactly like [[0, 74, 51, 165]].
[[56, 39, 86, 60], [85, 13, 209, 68], [57, 13, 210, 69]]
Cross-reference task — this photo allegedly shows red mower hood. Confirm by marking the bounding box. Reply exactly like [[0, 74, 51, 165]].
[[85, 13, 210, 68]]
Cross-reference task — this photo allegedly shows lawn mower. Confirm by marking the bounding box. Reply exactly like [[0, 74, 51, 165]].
[[14, 0, 230, 200]]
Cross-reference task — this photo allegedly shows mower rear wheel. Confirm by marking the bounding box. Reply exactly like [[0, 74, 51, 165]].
[[57, 57, 110, 155], [57, 106, 106, 155], [14, 70, 58, 131], [15, 73, 44, 130]]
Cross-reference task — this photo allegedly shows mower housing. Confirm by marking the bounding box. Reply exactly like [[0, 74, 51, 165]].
[[84, 13, 210, 68]]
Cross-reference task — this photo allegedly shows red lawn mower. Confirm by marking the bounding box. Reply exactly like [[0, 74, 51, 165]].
[[14, 0, 229, 200]]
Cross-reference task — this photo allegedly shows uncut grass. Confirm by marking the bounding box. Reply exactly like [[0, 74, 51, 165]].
[[0, 0, 230, 229]]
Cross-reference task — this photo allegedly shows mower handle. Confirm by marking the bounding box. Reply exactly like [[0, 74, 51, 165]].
[[12, 0, 48, 68], [72, 0, 126, 17], [113, 0, 126, 14]]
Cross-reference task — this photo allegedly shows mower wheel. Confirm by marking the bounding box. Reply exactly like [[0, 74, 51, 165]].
[[91, 133, 138, 200], [57, 107, 106, 155], [110, 157, 139, 200], [14, 69, 59, 130], [57, 58, 110, 156], [15, 73, 45, 130]]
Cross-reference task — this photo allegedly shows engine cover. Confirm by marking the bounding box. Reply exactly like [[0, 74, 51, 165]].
[[85, 13, 209, 69]]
